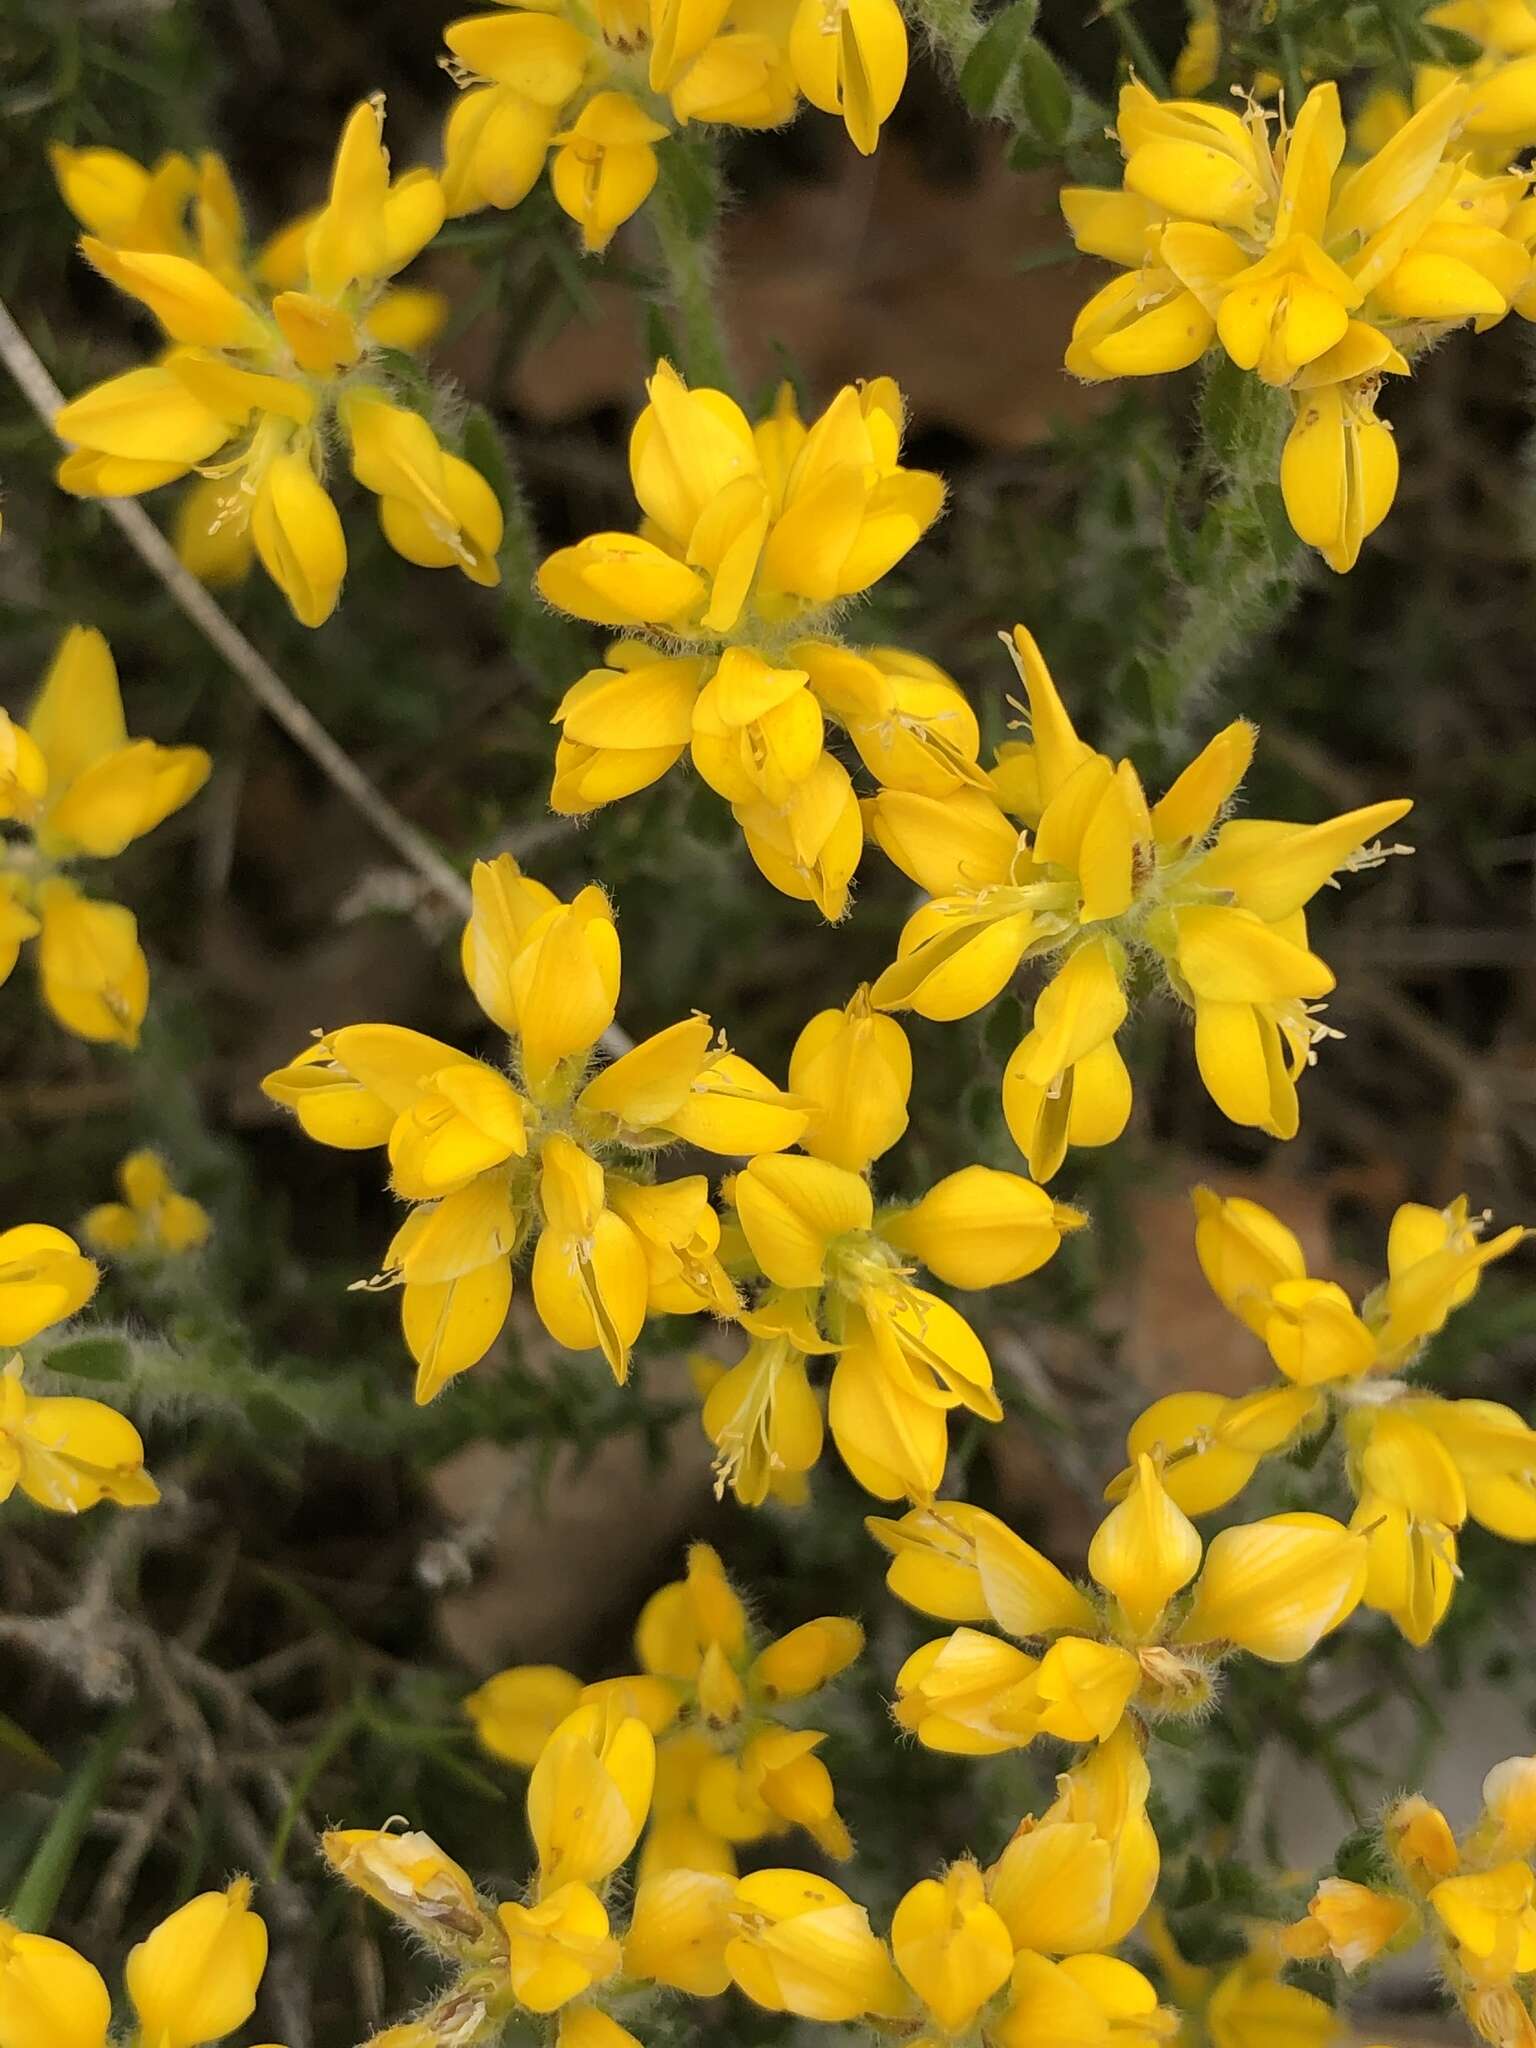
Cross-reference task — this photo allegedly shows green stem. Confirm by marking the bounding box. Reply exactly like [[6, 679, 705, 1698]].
[[1144, 365, 1309, 733], [7, 1708, 138, 1931], [650, 145, 737, 393], [1102, 0, 1170, 95]]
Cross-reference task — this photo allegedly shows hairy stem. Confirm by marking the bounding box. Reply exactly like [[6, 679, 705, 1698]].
[[650, 144, 738, 393]]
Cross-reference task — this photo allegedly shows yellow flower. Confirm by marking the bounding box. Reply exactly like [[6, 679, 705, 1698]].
[[527, 1699, 656, 1892], [988, 1727, 1159, 1953], [124, 1879, 268, 2048], [993, 1950, 1174, 2048], [891, 1861, 1014, 2035], [1204, 1949, 1340, 2048], [463, 1664, 585, 1767], [322, 1828, 494, 1955], [0, 629, 207, 1047], [498, 1884, 621, 2013], [55, 103, 496, 625], [1431, 1862, 1536, 1976], [0, 1923, 111, 2048], [1283, 1877, 1416, 1971], [0, 1223, 99, 1346], [787, 0, 908, 154], [550, 94, 669, 252], [539, 364, 943, 915], [624, 1866, 734, 1993], [725, 1869, 908, 2022], [868, 628, 1408, 1171], [1385, 1792, 1462, 1888], [0, 1359, 160, 1515], [83, 1150, 211, 1257], [1478, 1754, 1536, 1859], [1059, 75, 1534, 568], [264, 856, 802, 1400], [697, 1330, 824, 1507], [788, 986, 911, 1172]]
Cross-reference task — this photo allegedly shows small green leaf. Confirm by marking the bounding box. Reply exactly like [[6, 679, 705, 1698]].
[[42, 1336, 130, 1382], [959, 0, 1040, 114], [0, 1714, 59, 1781], [1018, 40, 1072, 147]]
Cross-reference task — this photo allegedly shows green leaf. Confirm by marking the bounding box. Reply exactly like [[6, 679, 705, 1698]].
[[42, 1336, 130, 1382], [0, 1714, 58, 1781], [959, 0, 1040, 114], [6, 1709, 136, 1932], [1017, 39, 1072, 147]]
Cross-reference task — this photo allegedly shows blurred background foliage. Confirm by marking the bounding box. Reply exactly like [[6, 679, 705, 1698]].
[[1, 0, 1535, 2041]]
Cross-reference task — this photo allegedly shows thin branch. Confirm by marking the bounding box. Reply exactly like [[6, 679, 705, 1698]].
[[0, 295, 471, 919]]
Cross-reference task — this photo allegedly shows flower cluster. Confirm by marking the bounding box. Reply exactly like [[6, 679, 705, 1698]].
[[82, 1149, 211, 1260], [0, 1878, 272, 2048], [54, 101, 502, 627], [871, 1459, 1366, 1759], [262, 854, 804, 1402], [334, 1653, 1173, 2048], [1355, 0, 1536, 174], [0, 1219, 158, 1515], [0, 628, 207, 1047], [440, 0, 908, 249], [718, 1147, 1080, 1501], [537, 361, 951, 918], [1119, 1186, 1531, 1644], [468, 1540, 862, 1873], [1062, 76, 1536, 570], [866, 625, 1410, 1173], [1287, 1749, 1536, 2048]]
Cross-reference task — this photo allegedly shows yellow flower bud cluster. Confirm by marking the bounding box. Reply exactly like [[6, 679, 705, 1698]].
[[1120, 1186, 1531, 1644], [0, 628, 208, 1048], [0, 1220, 157, 1514], [467, 1541, 864, 1873], [82, 1148, 212, 1259], [866, 625, 1409, 1171], [440, 0, 909, 249], [1285, 1750, 1536, 2048], [1062, 74, 1536, 571], [262, 853, 806, 1403], [53, 101, 500, 628], [0, 1876, 270, 2048], [537, 361, 951, 919]]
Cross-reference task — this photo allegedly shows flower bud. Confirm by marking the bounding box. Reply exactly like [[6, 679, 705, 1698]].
[[892, 1862, 1013, 2035], [322, 1829, 492, 1954], [124, 1878, 268, 2048], [0, 1923, 111, 2048]]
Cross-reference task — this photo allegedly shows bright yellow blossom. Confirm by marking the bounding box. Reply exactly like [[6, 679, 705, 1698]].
[[540, 365, 949, 917], [439, 0, 902, 242], [0, 1222, 157, 1515], [1061, 75, 1536, 569], [0, 628, 208, 1046], [868, 625, 1409, 1171], [263, 855, 804, 1400], [728, 1148, 1080, 1499], [878, 1457, 1363, 1757], [55, 102, 496, 626], [1124, 1185, 1529, 1642], [467, 1543, 862, 1875], [123, 1880, 269, 2048], [82, 1150, 211, 1257]]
